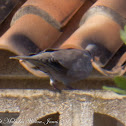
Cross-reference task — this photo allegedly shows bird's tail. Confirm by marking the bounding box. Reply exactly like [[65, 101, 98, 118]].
[[9, 56, 31, 60]]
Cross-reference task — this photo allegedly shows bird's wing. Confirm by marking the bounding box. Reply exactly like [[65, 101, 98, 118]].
[[50, 49, 93, 77], [50, 49, 84, 69], [41, 56, 68, 73], [30, 49, 69, 73]]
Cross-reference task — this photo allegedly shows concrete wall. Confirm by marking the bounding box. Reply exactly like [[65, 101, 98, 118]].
[[0, 90, 125, 126]]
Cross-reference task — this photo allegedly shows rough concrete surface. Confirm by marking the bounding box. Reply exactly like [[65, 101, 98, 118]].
[[0, 90, 125, 126]]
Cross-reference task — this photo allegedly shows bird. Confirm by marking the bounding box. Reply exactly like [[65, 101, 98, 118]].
[[10, 48, 93, 91]]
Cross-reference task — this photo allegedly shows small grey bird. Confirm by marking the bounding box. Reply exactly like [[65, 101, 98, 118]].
[[10, 48, 93, 91]]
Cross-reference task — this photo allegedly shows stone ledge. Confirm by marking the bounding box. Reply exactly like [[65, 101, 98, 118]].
[[0, 90, 125, 126]]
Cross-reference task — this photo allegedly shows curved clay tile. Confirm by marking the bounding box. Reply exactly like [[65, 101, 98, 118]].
[[0, 0, 92, 77], [60, 0, 126, 76]]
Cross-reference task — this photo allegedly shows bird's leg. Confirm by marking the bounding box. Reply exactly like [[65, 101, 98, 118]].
[[50, 79, 61, 92]]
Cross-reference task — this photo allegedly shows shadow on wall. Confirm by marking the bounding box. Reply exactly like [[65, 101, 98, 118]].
[[93, 113, 124, 126]]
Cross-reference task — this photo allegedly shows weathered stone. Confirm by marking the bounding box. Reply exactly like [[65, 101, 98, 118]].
[[0, 90, 125, 126]]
